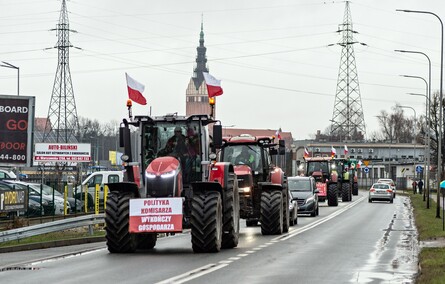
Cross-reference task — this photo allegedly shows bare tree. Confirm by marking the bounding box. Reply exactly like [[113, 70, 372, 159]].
[[376, 104, 414, 143]]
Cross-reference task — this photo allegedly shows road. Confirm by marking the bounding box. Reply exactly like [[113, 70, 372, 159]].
[[0, 191, 418, 284]]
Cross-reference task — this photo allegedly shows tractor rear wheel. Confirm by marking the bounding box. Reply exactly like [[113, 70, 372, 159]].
[[191, 192, 223, 253], [342, 183, 351, 202], [105, 191, 137, 253], [137, 233, 157, 250], [327, 184, 338, 207], [221, 175, 240, 249], [282, 190, 290, 233], [260, 191, 283, 235], [352, 182, 359, 195]]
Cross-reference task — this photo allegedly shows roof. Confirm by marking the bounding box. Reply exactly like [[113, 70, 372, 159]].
[[222, 128, 293, 148]]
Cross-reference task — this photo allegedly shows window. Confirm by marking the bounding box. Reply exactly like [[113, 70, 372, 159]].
[[108, 175, 120, 183]]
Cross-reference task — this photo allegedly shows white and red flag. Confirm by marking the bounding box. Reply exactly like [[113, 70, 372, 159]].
[[126, 73, 147, 105], [275, 128, 282, 140], [203, 72, 223, 98], [304, 147, 309, 158], [331, 146, 336, 157], [344, 145, 349, 155]]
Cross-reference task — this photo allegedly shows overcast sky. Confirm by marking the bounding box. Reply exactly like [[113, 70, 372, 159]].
[[0, 0, 444, 140]]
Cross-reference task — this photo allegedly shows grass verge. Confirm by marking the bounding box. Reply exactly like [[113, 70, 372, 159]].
[[410, 192, 445, 283]]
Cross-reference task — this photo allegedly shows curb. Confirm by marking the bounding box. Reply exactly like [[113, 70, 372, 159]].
[[0, 236, 105, 253]]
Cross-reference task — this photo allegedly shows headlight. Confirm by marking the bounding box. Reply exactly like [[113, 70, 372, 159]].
[[41, 200, 49, 206], [305, 195, 315, 204], [145, 172, 157, 179], [161, 170, 176, 178], [239, 187, 251, 193]]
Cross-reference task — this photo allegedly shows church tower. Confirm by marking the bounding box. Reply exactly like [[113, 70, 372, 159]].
[[186, 18, 213, 117]]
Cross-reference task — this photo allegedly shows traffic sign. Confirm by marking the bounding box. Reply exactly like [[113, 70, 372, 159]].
[[416, 165, 423, 173], [363, 160, 369, 166], [363, 167, 369, 173]]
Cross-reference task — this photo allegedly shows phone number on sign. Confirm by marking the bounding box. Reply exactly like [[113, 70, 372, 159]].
[[0, 154, 26, 161]]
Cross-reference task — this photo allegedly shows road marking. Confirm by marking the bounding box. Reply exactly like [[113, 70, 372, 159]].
[[156, 195, 366, 283], [156, 263, 228, 284], [278, 195, 366, 241], [237, 254, 249, 257]]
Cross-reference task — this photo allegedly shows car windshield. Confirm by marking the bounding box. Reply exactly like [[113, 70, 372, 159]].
[[373, 183, 390, 189], [31, 184, 62, 197], [288, 179, 311, 191]]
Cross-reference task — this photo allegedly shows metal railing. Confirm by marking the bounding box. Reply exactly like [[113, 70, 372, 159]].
[[0, 214, 104, 243]]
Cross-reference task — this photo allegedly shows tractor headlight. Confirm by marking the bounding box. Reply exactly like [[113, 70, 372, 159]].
[[145, 172, 157, 179], [161, 170, 176, 178], [239, 187, 251, 194]]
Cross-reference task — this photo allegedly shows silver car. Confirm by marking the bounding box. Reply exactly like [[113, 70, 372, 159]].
[[369, 183, 394, 203]]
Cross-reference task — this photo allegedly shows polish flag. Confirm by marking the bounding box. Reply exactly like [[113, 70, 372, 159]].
[[331, 146, 336, 157], [344, 145, 349, 155], [304, 147, 309, 158], [275, 128, 282, 139], [203, 72, 223, 98], [126, 73, 147, 105]]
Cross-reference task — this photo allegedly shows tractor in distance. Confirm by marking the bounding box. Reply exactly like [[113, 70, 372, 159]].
[[105, 110, 240, 253], [304, 156, 339, 206]]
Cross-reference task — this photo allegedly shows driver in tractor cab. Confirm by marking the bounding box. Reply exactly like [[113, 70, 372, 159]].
[[235, 147, 256, 170], [165, 126, 189, 158]]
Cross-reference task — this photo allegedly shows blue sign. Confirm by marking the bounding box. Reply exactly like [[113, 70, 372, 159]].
[[363, 167, 369, 173], [416, 165, 423, 173]]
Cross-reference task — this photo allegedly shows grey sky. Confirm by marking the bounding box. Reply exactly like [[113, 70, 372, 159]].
[[0, 0, 443, 139]]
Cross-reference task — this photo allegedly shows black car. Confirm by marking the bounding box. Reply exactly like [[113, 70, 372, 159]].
[[288, 176, 319, 217]]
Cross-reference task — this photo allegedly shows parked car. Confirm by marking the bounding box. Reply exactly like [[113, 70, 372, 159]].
[[377, 178, 396, 198], [0, 169, 17, 180], [369, 183, 394, 203], [288, 189, 298, 225], [36, 183, 82, 213], [288, 176, 319, 217], [27, 183, 72, 214]]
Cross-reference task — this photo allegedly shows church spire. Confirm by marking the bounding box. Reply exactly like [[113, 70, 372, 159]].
[[193, 14, 208, 89]]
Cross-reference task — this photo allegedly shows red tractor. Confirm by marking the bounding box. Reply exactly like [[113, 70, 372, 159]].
[[105, 113, 239, 253], [304, 157, 339, 206], [219, 134, 292, 234]]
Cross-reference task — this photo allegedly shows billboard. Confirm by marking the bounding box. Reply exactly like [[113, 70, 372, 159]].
[[0, 95, 35, 167], [34, 143, 91, 162]]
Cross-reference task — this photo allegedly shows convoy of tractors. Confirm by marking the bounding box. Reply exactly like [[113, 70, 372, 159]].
[[104, 103, 361, 254]]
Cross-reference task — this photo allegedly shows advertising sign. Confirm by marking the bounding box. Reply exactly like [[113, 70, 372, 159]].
[[0, 189, 27, 212], [0, 95, 35, 167], [34, 143, 91, 162], [129, 198, 183, 233]]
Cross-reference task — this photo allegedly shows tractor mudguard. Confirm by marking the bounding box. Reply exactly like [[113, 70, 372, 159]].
[[258, 182, 284, 193], [209, 162, 235, 190], [106, 182, 141, 198], [191, 181, 223, 194]]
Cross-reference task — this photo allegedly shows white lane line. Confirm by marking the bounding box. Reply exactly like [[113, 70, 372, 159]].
[[279, 196, 366, 241], [156, 263, 228, 284], [156, 195, 366, 283], [237, 254, 249, 257]]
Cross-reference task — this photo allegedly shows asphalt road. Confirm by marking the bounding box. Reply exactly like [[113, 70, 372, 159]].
[[0, 191, 418, 284]]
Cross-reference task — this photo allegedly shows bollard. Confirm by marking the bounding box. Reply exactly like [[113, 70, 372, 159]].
[[64, 185, 68, 215], [104, 185, 108, 210], [88, 224, 94, 236], [84, 184, 88, 213], [95, 184, 100, 215]]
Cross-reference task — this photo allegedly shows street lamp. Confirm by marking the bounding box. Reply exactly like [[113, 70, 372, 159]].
[[399, 105, 417, 180], [401, 73, 430, 205], [0, 61, 19, 96], [396, 9, 443, 218], [409, 91, 431, 204]]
